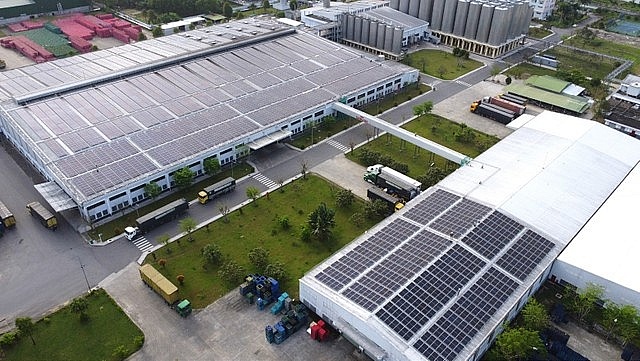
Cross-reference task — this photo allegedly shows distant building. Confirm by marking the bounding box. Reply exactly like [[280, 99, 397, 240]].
[[161, 16, 206, 35], [0, 0, 91, 25], [530, 0, 555, 20], [605, 74, 640, 138]]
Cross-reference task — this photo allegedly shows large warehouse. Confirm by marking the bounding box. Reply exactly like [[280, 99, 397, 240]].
[[0, 0, 90, 25], [300, 111, 640, 361], [0, 17, 418, 222]]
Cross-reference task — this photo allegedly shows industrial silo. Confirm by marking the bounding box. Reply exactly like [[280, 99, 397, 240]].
[[522, 5, 534, 34], [409, 0, 420, 17], [392, 27, 404, 54], [441, 0, 458, 33], [399, 0, 410, 13], [361, 18, 370, 45], [506, 3, 519, 39], [369, 20, 379, 46], [464, 1, 482, 39], [376, 23, 386, 49], [348, 15, 356, 40], [453, 0, 469, 36], [323, 0, 330, 7], [418, 0, 434, 22], [384, 25, 394, 51], [430, 0, 446, 30], [475, 3, 494, 43], [487, 6, 509, 45], [354, 17, 363, 43], [390, 0, 400, 10], [341, 14, 348, 40]]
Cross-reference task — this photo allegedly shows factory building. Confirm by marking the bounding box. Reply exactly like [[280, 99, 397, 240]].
[[605, 74, 640, 138], [0, 17, 418, 222], [300, 111, 640, 361], [0, 0, 91, 25], [530, 0, 555, 20], [388, 0, 533, 57]]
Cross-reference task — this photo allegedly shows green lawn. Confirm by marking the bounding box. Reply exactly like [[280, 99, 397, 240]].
[[545, 46, 618, 80], [2, 289, 143, 361], [527, 27, 553, 39], [89, 163, 254, 241], [348, 114, 499, 179], [563, 36, 640, 75], [401, 49, 484, 80], [145, 175, 378, 308], [504, 63, 558, 79]]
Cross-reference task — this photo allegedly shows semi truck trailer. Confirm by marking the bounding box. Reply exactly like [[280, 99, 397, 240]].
[[364, 164, 421, 201], [470, 101, 515, 124], [484, 96, 525, 115], [367, 187, 404, 215], [125, 198, 189, 240], [198, 177, 236, 204], [0, 201, 16, 229], [139, 264, 191, 317], [26, 201, 57, 230]]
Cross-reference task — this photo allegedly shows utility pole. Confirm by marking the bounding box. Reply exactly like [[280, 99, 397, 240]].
[[79, 259, 91, 293]]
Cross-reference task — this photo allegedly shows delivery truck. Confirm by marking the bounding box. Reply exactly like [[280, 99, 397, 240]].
[[364, 164, 421, 201], [139, 264, 191, 317], [26, 201, 57, 230], [125, 198, 189, 240], [198, 177, 236, 204]]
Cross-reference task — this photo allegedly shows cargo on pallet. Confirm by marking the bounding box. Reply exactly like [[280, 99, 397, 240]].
[[499, 93, 528, 106], [310, 319, 331, 342], [266, 303, 308, 344], [470, 100, 515, 124], [239, 274, 281, 309], [484, 96, 526, 115]]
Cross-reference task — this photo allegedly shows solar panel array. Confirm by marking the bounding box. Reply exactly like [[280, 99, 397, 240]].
[[403, 189, 460, 225], [430, 198, 492, 239], [497, 230, 556, 281], [461, 211, 524, 259]]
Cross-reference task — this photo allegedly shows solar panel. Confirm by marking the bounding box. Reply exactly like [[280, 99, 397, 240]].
[[403, 189, 460, 225], [342, 229, 451, 311], [461, 211, 524, 259], [497, 230, 555, 281], [376, 244, 485, 340], [413, 267, 520, 361], [430, 198, 492, 239]]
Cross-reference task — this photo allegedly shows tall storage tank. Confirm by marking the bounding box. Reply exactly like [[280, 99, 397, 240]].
[[341, 14, 348, 40], [392, 27, 403, 54], [453, 0, 470, 36], [418, 0, 434, 21], [464, 1, 482, 39], [347, 15, 356, 40], [376, 23, 386, 49], [487, 6, 509, 45], [390, 0, 400, 10], [409, 0, 420, 17], [354, 17, 363, 43], [441, 0, 458, 33], [430, 0, 446, 30], [475, 3, 494, 43], [384, 25, 394, 51], [369, 20, 379, 46], [522, 5, 534, 34], [362, 18, 370, 45], [506, 3, 520, 39], [399, 0, 410, 13]]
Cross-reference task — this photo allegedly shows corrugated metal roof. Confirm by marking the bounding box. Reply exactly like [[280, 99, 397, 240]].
[[525, 75, 570, 93], [505, 83, 590, 113], [363, 7, 429, 29]]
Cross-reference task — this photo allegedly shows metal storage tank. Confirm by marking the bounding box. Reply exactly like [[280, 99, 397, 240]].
[[522, 5, 534, 34], [487, 6, 509, 45], [409, 0, 420, 17], [506, 3, 520, 39], [369, 20, 379, 46], [430, 0, 446, 30], [347, 15, 356, 40], [453, 0, 469, 36], [354, 17, 363, 43], [341, 14, 348, 40], [376, 23, 386, 49], [390, 0, 400, 10], [475, 3, 494, 43], [384, 25, 394, 52], [323, 0, 330, 7], [399, 0, 410, 13], [361, 18, 370, 45], [392, 27, 403, 54], [418, 0, 434, 22], [464, 1, 482, 39], [441, 0, 458, 33]]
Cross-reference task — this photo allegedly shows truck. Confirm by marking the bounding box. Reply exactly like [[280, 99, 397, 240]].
[[500, 93, 528, 106], [484, 96, 525, 115], [125, 198, 189, 240], [0, 201, 16, 236], [367, 187, 404, 215], [363, 164, 421, 201], [26, 201, 57, 230], [470, 101, 515, 125], [139, 264, 192, 317], [198, 177, 236, 204]]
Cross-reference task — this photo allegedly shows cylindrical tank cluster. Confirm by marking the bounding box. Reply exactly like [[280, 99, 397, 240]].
[[430, 0, 445, 30], [409, 0, 420, 17], [392, 27, 403, 54], [453, 0, 469, 36], [399, 0, 410, 13], [487, 6, 509, 45], [476, 3, 494, 43], [354, 17, 363, 43], [341, 15, 406, 54]]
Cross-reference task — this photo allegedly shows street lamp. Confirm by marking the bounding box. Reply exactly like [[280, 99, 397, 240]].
[[78, 259, 91, 293]]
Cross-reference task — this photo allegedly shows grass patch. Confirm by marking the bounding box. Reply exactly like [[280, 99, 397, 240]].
[[88, 163, 254, 241], [348, 114, 499, 179], [2, 289, 143, 361], [504, 63, 558, 79], [527, 27, 553, 39], [145, 175, 378, 308], [544, 46, 617, 80], [401, 49, 484, 80], [563, 36, 640, 75]]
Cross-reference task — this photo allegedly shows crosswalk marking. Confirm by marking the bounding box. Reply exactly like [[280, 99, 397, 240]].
[[253, 173, 277, 188], [455, 80, 472, 87], [132, 236, 154, 252], [326, 139, 349, 152]]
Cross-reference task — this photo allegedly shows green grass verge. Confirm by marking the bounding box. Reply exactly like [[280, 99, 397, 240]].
[[401, 49, 484, 80], [347, 114, 499, 179], [3, 289, 143, 361], [527, 27, 553, 39], [504, 63, 558, 79], [89, 163, 254, 241], [145, 175, 378, 308], [563, 36, 640, 75]]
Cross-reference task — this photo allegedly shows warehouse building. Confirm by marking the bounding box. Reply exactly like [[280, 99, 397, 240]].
[[388, 0, 533, 57], [0, 17, 418, 222], [0, 0, 91, 25], [605, 74, 640, 138], [300, 111, 640, 361]]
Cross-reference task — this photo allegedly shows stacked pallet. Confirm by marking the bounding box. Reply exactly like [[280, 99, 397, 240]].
[[0, 36, 53, 63], [69, 36, 92, 53]]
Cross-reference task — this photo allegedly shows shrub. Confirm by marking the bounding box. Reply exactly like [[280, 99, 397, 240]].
[[300, 225, 311, 242], [265, 262, 288, 281], [176, 274, 185, 285], [248, 247, 270, 273], [278, 216, 290, 229], [202, 243, 222, 265], [134, 335, 145, 348], [349, 212, 365, 227], [0, 331, 18, 348], [112, 344, 129, 361]]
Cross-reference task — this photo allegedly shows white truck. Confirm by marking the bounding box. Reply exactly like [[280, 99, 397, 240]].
[[364, 164, 422, 201]]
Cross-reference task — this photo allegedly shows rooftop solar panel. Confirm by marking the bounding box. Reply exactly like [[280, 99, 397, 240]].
[[403, 189, 460, 225], [430, 198, 492, 239], [496, 230, 555, 281], [461, 211, 524, 259]]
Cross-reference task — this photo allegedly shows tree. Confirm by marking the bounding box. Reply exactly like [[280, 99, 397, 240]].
[[248, 247, 270, 273], [364, 199, 389, 220], [203, 157, 221, 175], [262, 0, 271, 9], [179, 217, 197, 241], [176, 274, 185, 285], [494, 327, 545, 361], [15, 317, 36, 345], [223, 2, 233, 17], [300, 159, 308, 179], [307, 203, 336, 241], [218, 260, 245, 284], [158, 258, 167, 268], [602, 302, 639, 345], [70, 297, 89, 321], [173, 167, 194, 189], [144, 182, 162, 199], [521, 298, 550, 331], [218, 203, 230, 223], [416, 166, 447, 191], [152, 26, 163, 37], [246, 186, 260, 205], [335, 189, 355, 208], [202, 243, 222, 264], [138, 32, 147, 41], [249, 3, 257, 13], [413, 101, 433, 117], [289, 0, 298, 10], [567, 282, 605, 323], [265, 262, 288, 281]]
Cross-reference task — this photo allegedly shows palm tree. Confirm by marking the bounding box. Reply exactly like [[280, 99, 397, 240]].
[[307, 203, 336, 241]]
